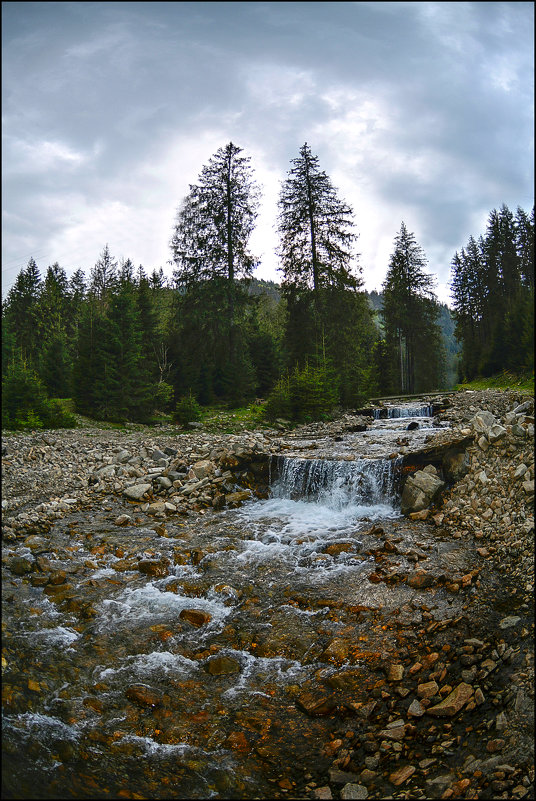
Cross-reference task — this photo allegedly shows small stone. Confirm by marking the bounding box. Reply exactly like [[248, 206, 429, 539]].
[[417, 681, 439, 698], [125, 684, 163, 707], [486, 738, 505, 753], [313, 788, 333, 800], [499, 616, 521, 629], [204, 655, 240, 675], [138, 559, 169, 577], [179, 608, 212, 627], [387, 664, 404, 682], [407, 699, 425, 717], [114, 514, 132, 526], [123, 483, 151, 501], [389, 765, 416, 786], [341, 784, 369, 800], [427, 682, 474, 717], [328, 769, 360, 785]]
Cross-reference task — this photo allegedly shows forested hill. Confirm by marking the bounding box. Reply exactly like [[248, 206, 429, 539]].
[[246, 278, 460, 389]]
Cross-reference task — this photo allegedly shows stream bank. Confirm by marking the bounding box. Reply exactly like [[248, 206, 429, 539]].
[[2, 390, 534, 800]]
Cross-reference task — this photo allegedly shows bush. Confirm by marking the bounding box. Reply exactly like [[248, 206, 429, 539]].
[[173, 393, 202, 426], [264, 363, 337, 423], [154, 381, 174, 412]]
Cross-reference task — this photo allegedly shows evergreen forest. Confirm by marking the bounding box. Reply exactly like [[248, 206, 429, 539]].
[[2, 142, 534, 430]]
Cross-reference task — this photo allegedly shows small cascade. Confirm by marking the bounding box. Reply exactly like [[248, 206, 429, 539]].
[[270, 454, 402, 509], [373, 404, 433, 419]]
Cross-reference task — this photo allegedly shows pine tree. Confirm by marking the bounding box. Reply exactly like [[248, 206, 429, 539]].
[[276, 143, 374, 405], [3, 258, 42, 363], [277, 143, 358, 297], [382, 223, 444, 394], [89, 244, 118, 307], [170, 142, 260, 404]]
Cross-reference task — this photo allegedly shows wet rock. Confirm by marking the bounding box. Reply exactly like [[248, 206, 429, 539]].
[[125, 684, 163, 707], [204, 655, 240, 675], [137, 558, 170, 577], [389, 764, 416, 786], [225, 490, 252, 506], [179, 608, 212, 627], [407, 569, 436, 588], [296, 691, 337, 717], [499, 616, 521, 629], [328, 769, 360, 785], [427, 682, 473, 717], [6, 555, 34, 574], [340, 784, 369, 800]]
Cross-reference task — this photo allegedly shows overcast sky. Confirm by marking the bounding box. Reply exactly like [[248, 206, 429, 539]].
[[2, 1, 534, 304]]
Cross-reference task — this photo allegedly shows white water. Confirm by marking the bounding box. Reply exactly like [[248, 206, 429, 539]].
[[234, 454, 401, 579], [373, 404, 433, 419]]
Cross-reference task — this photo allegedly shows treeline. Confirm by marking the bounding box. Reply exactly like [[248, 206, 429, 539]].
[[451, 205, 534, 380], [4, 141, 525, 430]]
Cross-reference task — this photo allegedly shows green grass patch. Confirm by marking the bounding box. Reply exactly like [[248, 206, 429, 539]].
[[455, 370, 534, 395]]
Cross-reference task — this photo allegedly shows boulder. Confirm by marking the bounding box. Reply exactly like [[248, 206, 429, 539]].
[[401, 467, 445, 515], [123, 483, 151, 501], [471, 411, 496, 432]]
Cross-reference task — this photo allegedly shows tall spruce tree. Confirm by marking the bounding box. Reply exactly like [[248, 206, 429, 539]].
[[276, 143, 375, 405], [3, 258, 42, 363], [382, 223, 445, 394], [169, 141, 260, 404]]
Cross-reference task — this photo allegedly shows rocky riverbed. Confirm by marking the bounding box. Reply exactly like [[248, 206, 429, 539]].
[[1, 390, 534, 800]]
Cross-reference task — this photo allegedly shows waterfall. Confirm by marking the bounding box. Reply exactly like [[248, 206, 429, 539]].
[[373, 405, 433, 419], [269, 455, 402, 509]]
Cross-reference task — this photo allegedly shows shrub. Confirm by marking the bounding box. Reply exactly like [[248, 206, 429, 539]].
[[264, 363, 337, 423], [154, 381, 174, 412], [173, 393, 202, 426]]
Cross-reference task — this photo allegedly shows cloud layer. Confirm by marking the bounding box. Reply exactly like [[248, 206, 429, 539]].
[[2, 1, 534, 303]]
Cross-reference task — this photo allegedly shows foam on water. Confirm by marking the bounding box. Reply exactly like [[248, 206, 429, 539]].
[[98, 583, 231, 631], [33, 626, 80, 647], [235, 454, 400, 577], [97, 651, 200, 682]]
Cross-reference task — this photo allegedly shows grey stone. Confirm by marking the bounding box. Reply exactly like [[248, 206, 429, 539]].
[[123, 483, 152, 501], [340, 784, 369, 800], [472, 411, 496, 432], [499, 616, 521, 629]]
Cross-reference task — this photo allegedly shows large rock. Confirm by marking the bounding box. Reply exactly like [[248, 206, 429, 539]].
[[471, 411, 496, 432], [401, 466, 445, 515], [426, 682, 473, 717], [123, 483, 151, 501]]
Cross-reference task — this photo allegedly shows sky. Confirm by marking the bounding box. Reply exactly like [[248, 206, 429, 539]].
[[2, 1, 534, 305]]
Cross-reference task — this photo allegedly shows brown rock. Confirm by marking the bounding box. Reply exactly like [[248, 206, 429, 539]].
[[387, 664, 404, 682], [323, 638, 349, 663], [296, 691, 337, 716], [417, 681, 439, 698], [225, 730, 249, 752], [389, 765, 416, 786], [179, 608, 212, 627], [125, 684, 163, 707], [204, 655, 241, 675], [137, 558, 169, 577], [408, 570, 435, 589], [427, 682, 474, 717]]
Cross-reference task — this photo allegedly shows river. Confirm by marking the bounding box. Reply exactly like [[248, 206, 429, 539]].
[[3, 405, 464, 800]]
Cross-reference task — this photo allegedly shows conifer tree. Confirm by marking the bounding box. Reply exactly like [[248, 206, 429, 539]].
[[382, 223, 444, 394], [276, 143, 374, 404], [170, 142, 260, 404]]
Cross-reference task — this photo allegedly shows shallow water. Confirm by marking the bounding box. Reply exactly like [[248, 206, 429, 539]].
[[3, 407, 455, 799]]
